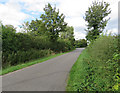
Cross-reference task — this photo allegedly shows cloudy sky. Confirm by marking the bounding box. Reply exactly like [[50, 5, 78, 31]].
[[0, 0, 119, 40]]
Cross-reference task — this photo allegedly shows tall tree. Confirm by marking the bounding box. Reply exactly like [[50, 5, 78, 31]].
[[60, 26, 75, 45], [2, 25, 17, 53], [29, 19, 47, 36], [21, 21, 30, 33], [84, 1, 111, 41], [0, 21, 2, 51], [40, 3, 67, 42]]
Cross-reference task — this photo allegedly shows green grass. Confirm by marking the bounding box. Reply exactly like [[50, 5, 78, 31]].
[[66, 35, 119, 91], [66, 49, 89, 91], [1, 49, 75, 75]]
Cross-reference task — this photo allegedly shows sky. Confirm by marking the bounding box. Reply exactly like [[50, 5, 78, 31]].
[[0, 0, 119, 40]]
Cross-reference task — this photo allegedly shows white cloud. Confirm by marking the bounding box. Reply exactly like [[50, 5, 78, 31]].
[[65, 17, 86, 28], [19, 0, 57, 12], [57, 0, 91, 17], [0, 0, 30, 29], [104, 0, 118, 21], [56, 0, 119, 39], [106, 28, 118, 35], [0, 0, 119, 39], [31, 12, 39, 15], [74, 31, 86, 40]]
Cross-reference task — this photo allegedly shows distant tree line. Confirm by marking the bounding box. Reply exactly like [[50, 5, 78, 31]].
[[75, 39, 87, 48]]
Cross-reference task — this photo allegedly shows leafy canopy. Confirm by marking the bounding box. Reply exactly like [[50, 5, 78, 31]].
[[40, 3, 67, 42], [84, 1, 111, 41]]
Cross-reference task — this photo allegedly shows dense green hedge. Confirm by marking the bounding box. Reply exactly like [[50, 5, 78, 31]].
[[67, 35, 119, 91], [83, 35, 119, 91], [52, 39, 74, 52], [2, 24, 75, 68], [75, 39, 87, 48], [1, 2, 76, 69], [2, 49, 53, 69]]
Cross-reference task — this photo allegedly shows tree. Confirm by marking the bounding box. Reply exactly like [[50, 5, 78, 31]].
[[75, 39, 87, 48], [40, 3, 67, 42], [84, 1, 111, 41], [60, 26, 75, 45], [29, 19, 47, 36], [21, 21, 30, 33], [2, 25, 17, 53], [0, 21, 2, 51]]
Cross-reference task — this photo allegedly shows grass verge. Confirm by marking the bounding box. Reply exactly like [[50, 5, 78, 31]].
[[1, 49, 75, 75], [66, 49, 118, 91], [66, 35, 119, 91], [66, 49, 89, 91]]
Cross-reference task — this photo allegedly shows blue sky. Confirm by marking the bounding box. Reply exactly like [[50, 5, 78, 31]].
[[0, 0, 119, 40]]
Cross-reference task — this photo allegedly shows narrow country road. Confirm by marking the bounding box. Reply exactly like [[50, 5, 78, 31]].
[[2, 48, 84, 91]]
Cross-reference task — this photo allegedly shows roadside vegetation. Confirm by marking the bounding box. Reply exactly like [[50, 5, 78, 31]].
[[67, 0, 119, 92], [1, 3, 75, 73], [74, 39, 87, 48], [1, 0, 119, 91], [66, 35, 119, 91], [1, 49, 75, 75]]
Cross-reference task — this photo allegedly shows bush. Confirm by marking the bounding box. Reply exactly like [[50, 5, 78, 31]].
[[2, 49, 53, 69], [67, 35, 119, 91], [82, 35, 119, 91], [2, 24, 74, 69], [31, 36, 52, 50], [75, 39, 87, 48], [54, 39, 75, 52]]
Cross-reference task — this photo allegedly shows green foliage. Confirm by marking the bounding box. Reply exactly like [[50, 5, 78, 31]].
[[0, 21, 2, 49], [2, 25, 17, 53], [1, 51, 69, 75], [66, 49, 89, 91], [2, 49, 53, 69], [84, 35, 119, 91], [2, 3, 75, 69], [21, 21, 30, 33], [32, 35, 52, 50], [56, 39, 74, 52], [84, 1, 111, 41], [40, 3, 67, 42], [67, 35, 119, 91], [29, 19, 47, 36], [75, 39, 87, 48], [60, 26, 75, 46]]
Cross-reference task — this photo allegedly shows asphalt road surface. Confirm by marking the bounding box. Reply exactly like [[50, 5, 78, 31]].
[[2, 48, 84, 91]]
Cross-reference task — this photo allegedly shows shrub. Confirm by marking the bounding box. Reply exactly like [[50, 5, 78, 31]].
[[75, 39, 87, 48], [82, 35, 119, 91], [55, 39, 75, 52], [2, 49, 53, 69], [2, 24, 74, 69], [67, 35, 119, 91]]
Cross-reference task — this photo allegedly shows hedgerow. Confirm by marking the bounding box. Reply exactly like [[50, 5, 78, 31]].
[[66, 35, 119, 91]]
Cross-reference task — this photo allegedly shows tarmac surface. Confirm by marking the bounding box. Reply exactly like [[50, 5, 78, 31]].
[[2, 48, 84, 91]]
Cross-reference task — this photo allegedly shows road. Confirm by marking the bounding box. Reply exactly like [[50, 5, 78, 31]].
[[2, 48, 84, 91]]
